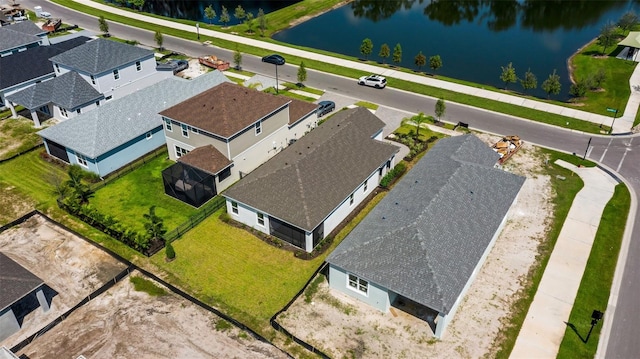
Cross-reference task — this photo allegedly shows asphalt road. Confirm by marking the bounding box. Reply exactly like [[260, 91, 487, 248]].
[[22, 1, 640, 357]]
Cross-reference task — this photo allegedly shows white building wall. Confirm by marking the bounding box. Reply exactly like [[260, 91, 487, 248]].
[[225, 199, 270, 236], [230, 124, 289, 179], [288, 113, 319, 142]]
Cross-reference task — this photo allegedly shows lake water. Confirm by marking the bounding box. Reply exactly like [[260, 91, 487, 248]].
[[273, 0, 637, 99]]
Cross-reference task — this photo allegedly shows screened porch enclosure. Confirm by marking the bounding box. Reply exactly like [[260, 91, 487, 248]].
[[162, 162, 217, 207]]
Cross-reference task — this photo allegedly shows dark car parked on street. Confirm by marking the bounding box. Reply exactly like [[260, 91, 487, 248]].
[[261, 54, 285, 66], [317, 101, 336, 117]]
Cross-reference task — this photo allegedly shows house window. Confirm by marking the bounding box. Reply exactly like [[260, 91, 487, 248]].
[[60, 108, 68, 118], [349, 193, 354, 206], [90, 75, 95, 85], [181, 124, 189, 138], [218, 167, 231, 181], [231, 201, 238, 214], [164, 118, 172, 131], [95, 101, 100, 107], [255, 121, 262, 135], [257, 212, 265, 226], [348, 274, 368, 295], [363, 179, 368, 192], [191, 127, 199, 134], [76, 108, 81, 114], [387, 160, 391, 169], [113, 69, 119, 80], [136, 61, 141, 71], [55, 64, 60, 73], [175, 145, 189, 158], [76, 153, 88, 167], [379, 167, 383, 176], [106, 95, 113, 101], [146, 132, 152, 140]]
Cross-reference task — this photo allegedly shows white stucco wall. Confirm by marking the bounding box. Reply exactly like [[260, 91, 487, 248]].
[[225, 199, 270, 236]]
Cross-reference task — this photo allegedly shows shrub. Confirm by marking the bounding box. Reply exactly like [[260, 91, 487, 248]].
[[379, 162, 407, 188], [219, 212, 231, 223], [165, 241, 176, 260]]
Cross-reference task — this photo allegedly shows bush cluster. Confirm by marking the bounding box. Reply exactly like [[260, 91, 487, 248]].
[[379, 162, 407, 189]]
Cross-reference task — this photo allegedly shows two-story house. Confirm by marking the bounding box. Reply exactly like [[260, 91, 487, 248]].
[[0, 21, 49, 57], [160, 82, 318, 207], [5, 38, 173, 126]]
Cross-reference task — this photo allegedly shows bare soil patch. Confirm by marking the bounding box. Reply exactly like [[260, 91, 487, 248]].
[[17, 271, 288, 359], [277, 134, 552, 358]]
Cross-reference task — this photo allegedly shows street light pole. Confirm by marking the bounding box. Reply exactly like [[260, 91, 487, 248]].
[[196, 23, 200, 40], [610, 108, 618, 134], [275, 65, 279, 94]]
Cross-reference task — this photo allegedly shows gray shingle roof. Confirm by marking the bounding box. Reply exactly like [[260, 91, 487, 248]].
[[0, 25, 40, 53], [0, 36, 89, 90], [0, 252, 44, 311], [5, 21, 46, 36], [223, 107, 399, 231], [37, 71, 231, 158], [6, 71, 103, 110], [48, 38, 153, 75], [326, 134, 525, 314]]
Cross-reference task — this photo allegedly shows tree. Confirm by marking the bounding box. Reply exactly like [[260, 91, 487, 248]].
[[392, 43, 402, 66], [360, 38, 373, 60], [165, 241, 176, 260], [414, 51, 426, 71], [435, 98, 446, 122], [143, 205, 167, 242], [412, 112, 428, 137], [570, 79, 588, 98], [257, 8, 267, 36], [598, 21, 616, 55], [297, 61, 307, 87], [618, 11, 638, 35], [429, 55, 442, 75], [154, 31, 164, 51], [204, 5, 216, 25], [65, 165, 94, 204], [233, 46, 242, 70], [520, 68, 537, 93], [542, 69, 562, 99], [500, 62, 517, 90], [130, 0, 144, 11], [234, 5, 246, 22], [245, 12, 255, 33], [220, 6, 230, 27], [114, 0, 126, 6], [379, 43, 390, 64], [590, 68, 607, 89], [98, 15, 109, 37]]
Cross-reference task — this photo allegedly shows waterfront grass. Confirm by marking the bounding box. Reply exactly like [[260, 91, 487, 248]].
[[557, 184, 630, 358]]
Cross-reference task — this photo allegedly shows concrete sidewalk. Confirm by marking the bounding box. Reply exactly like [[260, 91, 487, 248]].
[[72, 0, 636, 133], [510, 161, 619, 358]]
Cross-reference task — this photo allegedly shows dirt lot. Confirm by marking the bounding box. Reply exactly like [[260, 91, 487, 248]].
[[17, 271, 288, 359], [1, 215, 287, 358], [277, 134, 553, 358]]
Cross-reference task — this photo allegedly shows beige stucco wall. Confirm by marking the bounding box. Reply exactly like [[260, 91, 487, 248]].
[[228, 107, 289, 158]]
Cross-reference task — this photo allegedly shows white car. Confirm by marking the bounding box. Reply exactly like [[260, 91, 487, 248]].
[[358, 74, 386, 89], [39, 11, 52, 19]]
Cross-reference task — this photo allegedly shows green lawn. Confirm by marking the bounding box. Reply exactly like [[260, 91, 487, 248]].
[[0, 150, 65, 208], [557, 184, 630, 358], [0, 117, 43, 160], [91, 153, 198, 233], [151, 192, 386, 333], [571, 40, 637, 117]]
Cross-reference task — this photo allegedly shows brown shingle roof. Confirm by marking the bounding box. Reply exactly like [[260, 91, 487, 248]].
[[288, 98, 318, 125], [178, 145, 232, 175], [223, 107, 399, 231], [159, 82, 290, 138]]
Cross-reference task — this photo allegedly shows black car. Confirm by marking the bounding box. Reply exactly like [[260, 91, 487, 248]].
[[317, 101, 336, 117], [262, 54, 285, 66]]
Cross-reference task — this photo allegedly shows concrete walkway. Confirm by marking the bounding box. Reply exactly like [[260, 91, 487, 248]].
[[510, 160, 619, 358], [71, 0, 638, 133]]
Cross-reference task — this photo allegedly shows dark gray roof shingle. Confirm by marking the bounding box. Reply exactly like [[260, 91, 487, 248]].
[[223, 107, 399, 231], [49, 38, 153, 75], [326, 134, 525, 314], [0, 252, 44, 311], [37, 71, 231, 158], [7, 71, 103, 110], [5, 21, 46, 36], [0, 36, 89, 90]]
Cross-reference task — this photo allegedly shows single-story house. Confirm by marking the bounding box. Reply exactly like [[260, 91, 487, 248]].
[[37, 70, 230, 177], [0, 36, 89, 112], [326, 134, 525, 338], [160, 82, 318, 206], [223, 107, 400, 252], [0, 252, 54, 343], [0, 21, 48, 57]]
